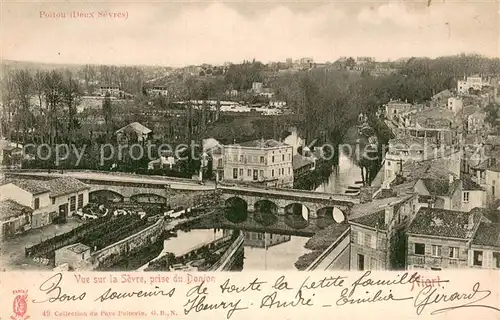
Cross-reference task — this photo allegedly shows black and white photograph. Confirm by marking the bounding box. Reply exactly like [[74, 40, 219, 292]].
[[1, 0, 499, 275]]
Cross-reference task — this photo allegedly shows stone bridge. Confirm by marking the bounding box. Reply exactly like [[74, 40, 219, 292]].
[[218, 185, 357, 219], [6, 171, 359, 231]]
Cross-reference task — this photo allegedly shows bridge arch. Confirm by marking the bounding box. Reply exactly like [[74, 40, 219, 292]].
[[284, 203, 310, 229], [253, 199, 278, 226], [89, 190, 124, 204], [316, 206, 347, 229], [130, 193, 167, 204], [224, 197, 248, 223]]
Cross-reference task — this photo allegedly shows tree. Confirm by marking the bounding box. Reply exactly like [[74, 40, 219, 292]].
[[102, 92, 113, 140], [345, 57, 356, 70]]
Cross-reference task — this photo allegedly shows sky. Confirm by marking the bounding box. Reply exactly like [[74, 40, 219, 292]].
[[2, 0, 499, 67]]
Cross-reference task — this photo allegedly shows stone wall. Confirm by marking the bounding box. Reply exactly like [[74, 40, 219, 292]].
[[89, 217, 165, 270]]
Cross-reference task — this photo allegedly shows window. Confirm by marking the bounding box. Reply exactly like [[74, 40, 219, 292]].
[[259, 170, 264, 177], [388, 161, 391, 166], [233, 155, 238, 162], [288, 154, 291, 161], [431, 245, 442, 257], [52, 198, 55, 205], [247, 169, 251, 177], [257, 233, 263, 240], [272, 156, 275, 163], [282, 168, 284, 175], [449, 247, 459, 259], [357, 232, 364, 246], [493, 185, 496, 198], [253, 170, 258, 181], [371, 235, 377, 249], [365, 234, 372, 247], [493, 252, 500, 268], [282, 154, 285, 161], [463, 191, 470, 203], [272, 169, 275, 177], [239, 169, 243, 177], [233, 168, 238, 179], [473, 250, 483, 266], [70, 196, 76, 211], [259, 156, 265, 163], [34, 198, 40, 210], [217, 158, 223, 167], [414, 243, 425, 255], [77, 194, 83, 208], [370, 257, 378, 270], [358, 254, 365, 271], [288, 168, 291, 174], [239, 155, 244, 162]]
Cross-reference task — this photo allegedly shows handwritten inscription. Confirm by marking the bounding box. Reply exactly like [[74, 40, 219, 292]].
[[30, 272, 499, 318], [414, 282, 500, 315]]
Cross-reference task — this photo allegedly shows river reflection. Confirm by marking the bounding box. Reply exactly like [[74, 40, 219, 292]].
[[241, 231, 310, 270], [315, 151, 362, 194]]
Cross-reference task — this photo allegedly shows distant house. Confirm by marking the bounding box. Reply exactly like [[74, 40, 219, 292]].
[[0, 139, 23, 168], [447, 97, 463, 114], [98, 85, 121, 97], [468, 110, 486, 134], [147, 86, 168, 97], [384, 99, 412, 120], [407, 207, 488, 270], [115, 122, 152, 144], [413, 175, 485, 212], [458, 76, 485, 95]]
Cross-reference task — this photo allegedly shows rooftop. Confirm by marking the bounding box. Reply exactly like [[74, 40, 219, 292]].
[[292, 154, 315, 170], [420, 178, 460, 197], [350, 210, 386, 230], [62, 243, 91, 254], [116, 122, 152, 135], [407, 207, 481, 239], [6, 179, 50, 195], [350, 194, 414, 223], [471, 223, 500, 248], [462, 176, 484, 191], [0, 199, 33, 221], [396, 158, 457, 183], [45, 177, 90, 198], [232, 138, 288, 148]]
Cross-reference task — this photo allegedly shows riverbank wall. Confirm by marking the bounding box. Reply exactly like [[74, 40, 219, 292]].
[[86, 217, 165, 270]]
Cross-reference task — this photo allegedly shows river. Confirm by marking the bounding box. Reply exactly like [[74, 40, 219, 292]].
[[126, 129, 363, 272]]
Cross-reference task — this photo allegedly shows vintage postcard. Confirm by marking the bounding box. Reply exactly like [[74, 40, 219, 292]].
[[0, 0, 499, 319]]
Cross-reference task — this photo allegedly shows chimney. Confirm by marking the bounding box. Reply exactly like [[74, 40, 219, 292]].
[[468, 212, 475, 229], [449, 174, 454, 185], [384, 205, 394, 226]]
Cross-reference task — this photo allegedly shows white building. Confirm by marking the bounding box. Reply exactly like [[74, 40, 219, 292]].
[[252, 82, 263, 94], [0, 177, 90, 228], [447, 97, 463, 114], [147, 86, 168, 97], [223, 139, 293, 187], [98, 86, 121, 97], [458, 76, 484, 94]]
